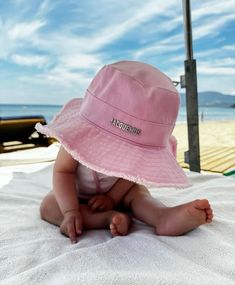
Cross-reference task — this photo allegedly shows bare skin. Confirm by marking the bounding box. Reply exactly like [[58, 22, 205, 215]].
[[40, 146, 213, 243], [40, 191, 132, 243], [121, 184, 213, 236], [41, 185, 213, 241]]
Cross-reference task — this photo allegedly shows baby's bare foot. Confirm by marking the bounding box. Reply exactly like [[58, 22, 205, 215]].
[[109, 213, 132, 237], [156, 199, 213, 236]]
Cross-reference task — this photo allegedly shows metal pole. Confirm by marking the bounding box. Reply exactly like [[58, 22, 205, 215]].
[[182, 0, 201, 172], [183, 0, 193, 60]]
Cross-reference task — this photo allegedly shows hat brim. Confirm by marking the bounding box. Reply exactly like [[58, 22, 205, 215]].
[[36, 98, 191, 188]]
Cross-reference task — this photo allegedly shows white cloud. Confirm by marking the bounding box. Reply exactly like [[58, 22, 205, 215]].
[[89, 1, 177, 50], [168, 54, 185, 63], [198, 73, 235, 95], [193, 14, 235, 40], [211, 58, 235, 67], [39, 67, 92, 88], [0, 18, 47, 59], [8, 20, 46, 40], [0, 21, 16, 59], [223, 44, 235, 51], [134, 33, 184, 59], [36, 0, 56, 17], [11, 54, 49, 68], [194, 44, 235, 63], [192, 0, 235, 19], [189, 1, 235, 41], [59, 54, 103, 70], [198, 64, 235, 76], [134, 42, 184, 59]]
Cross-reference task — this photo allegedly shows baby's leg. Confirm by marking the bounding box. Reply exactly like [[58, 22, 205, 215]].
[[40, 191, 64, 225], [80, 207, 131, 237], [122, 185, 213, 236], [40, 191, 131, 237]]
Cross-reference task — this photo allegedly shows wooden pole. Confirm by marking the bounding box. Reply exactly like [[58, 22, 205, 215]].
[[182, 0, 201, 172]]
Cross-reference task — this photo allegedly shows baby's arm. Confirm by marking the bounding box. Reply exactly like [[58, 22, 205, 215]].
[[53, 146, 82, 242]]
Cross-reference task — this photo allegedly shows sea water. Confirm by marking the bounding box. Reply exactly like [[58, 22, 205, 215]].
[[0, 104, 62, 123], [0, 104, 234, 123], [178, 106, 235, 123]]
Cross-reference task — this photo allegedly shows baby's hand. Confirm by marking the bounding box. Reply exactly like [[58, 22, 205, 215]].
[[88, 195, 114, 212], [60, 210, 83, 244]]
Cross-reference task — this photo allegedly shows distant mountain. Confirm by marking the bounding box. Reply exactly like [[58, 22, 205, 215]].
[[180, 91, 235, 107]]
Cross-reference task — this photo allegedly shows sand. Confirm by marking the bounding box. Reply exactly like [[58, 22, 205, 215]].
[[172, 120, 235, 173], [173, 120, 235, 151]]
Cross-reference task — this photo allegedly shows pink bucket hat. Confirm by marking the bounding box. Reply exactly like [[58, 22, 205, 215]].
[[36, 61, 191, 188]]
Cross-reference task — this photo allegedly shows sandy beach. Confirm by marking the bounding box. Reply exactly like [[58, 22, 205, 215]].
[[173, 120, 235, 173], [173, 120, 235, 150]]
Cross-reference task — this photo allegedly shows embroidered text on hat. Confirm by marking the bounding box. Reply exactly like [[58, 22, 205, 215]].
[[111, 118, 141, 135]]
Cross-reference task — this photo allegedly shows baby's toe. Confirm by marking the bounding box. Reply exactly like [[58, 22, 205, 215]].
[[110, 223, 119, 237], [205, 208, 213, 222], [112, 215, 122, 226]]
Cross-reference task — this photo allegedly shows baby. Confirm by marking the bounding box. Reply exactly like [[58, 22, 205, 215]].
[[36, 61, 213, 243]]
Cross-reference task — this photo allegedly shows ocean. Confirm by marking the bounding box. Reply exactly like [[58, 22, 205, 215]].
[[0, 103, 234, 123]]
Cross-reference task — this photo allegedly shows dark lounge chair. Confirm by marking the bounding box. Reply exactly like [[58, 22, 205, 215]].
[[0, 115, 51, 153]]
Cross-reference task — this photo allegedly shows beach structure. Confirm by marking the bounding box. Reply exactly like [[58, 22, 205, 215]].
[[181, 0, 201, 173], [0, 115, 51, 153]]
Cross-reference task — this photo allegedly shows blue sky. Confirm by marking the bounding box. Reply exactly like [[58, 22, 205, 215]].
[[0, 0, 235, 104]]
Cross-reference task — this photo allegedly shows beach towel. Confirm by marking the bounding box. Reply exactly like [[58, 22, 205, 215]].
[[0, 149, 235, 285]]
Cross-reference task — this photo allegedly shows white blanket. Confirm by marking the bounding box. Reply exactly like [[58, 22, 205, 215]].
[[0, 154, 235, 284]]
